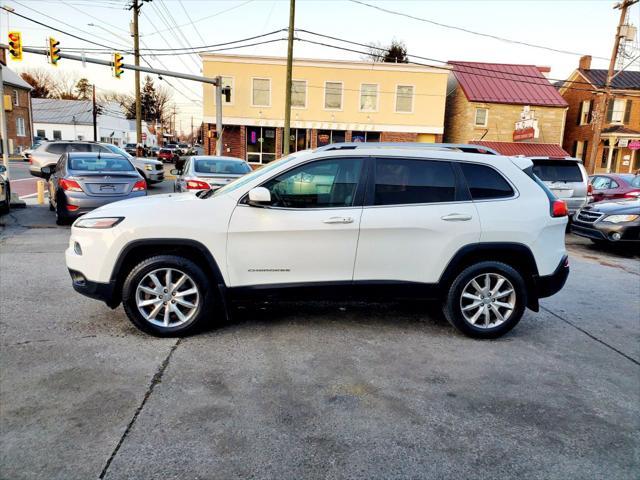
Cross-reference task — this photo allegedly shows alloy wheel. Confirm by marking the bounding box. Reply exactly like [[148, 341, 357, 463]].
[[135, 267, 200, 328], [459, 273, 516, 329]]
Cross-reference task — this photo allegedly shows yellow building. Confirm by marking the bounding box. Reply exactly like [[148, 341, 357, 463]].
[[201, 54, 448, 164]]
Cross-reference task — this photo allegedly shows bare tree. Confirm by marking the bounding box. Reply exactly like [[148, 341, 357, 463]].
[[364, 39, 409, 63], [19, 68, 56, 98], [54, 72, 81, 99]]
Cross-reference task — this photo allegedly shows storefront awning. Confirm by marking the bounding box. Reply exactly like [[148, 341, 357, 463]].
[[470, 141, 570, 157]]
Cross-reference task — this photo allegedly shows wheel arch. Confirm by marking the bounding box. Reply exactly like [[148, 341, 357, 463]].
[[109, 238, 226, 307], [438, 242, 540, 311]]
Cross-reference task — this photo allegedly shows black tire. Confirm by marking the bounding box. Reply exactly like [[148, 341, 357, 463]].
[[55, 200, 69, 225], [122, 255, 215, 337], [442, 261, 527, 339], [0, 185, 10, 214]]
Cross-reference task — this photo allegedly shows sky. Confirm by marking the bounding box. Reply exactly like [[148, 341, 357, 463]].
[[2, 0, 639, 134]]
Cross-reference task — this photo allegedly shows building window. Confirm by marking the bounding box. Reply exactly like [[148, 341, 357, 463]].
[[317, 130, 345, 147], [360, 84, 378, 111], [324, 82, 343, 110], [608, 98, 627, 124], [246, 126, 276, 163], [221, 76, 234, 104], [283, 128, 309, 153], [12, 90, 19, 107], [252, 78, 271, 107], [291, 80, 306, 108], [53, 130, 62, 140], [474, 108, 488, 127], [579, 100, 592, 125], [573, 140, 588, 161], [395, 85, 414, 113], [351, 131, 380, 143], [16, 117, 25, 137], [36, 129, 46, 138]]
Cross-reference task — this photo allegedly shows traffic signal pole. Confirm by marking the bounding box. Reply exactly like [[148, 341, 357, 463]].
[[0, 64, 10, 175], [132, 0, 142, 156]]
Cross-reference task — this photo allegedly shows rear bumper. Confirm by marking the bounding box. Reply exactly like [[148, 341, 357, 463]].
[[535, 255, 569, 299], [68, 269, 118, 308]]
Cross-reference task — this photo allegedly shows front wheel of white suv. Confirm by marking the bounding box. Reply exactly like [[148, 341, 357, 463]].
[[122, 255, 215, 336], [443, 261, 527, 339]]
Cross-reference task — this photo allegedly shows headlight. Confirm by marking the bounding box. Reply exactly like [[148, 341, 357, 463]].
[[602, 214, 639, 224], [144, 164, 153, 171], [74, 217, 124, 229]]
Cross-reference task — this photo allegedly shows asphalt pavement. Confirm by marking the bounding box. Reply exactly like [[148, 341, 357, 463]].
[[0, 193, 638, 479]]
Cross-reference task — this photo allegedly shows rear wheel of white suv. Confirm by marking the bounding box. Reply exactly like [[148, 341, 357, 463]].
[[122, 255, 214, 336], [443, 261, 527, 339]]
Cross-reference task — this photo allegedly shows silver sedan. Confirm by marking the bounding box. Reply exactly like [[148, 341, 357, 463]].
[[172, 155, 252, 193]]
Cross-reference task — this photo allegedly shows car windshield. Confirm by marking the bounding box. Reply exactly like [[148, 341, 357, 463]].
[[68, 156, 135, 172], [105, 144, 133, 159], [212, 154, 301, 197], [532, 160, 583, 182], [194, 159, 250, 175]]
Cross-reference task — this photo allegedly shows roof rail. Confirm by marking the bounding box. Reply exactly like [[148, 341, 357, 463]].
[[315, 142, 499, 155]]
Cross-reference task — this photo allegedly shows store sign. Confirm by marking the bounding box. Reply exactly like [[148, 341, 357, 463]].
[[513, 105, 539, 141], [628, 140, 640, 150]]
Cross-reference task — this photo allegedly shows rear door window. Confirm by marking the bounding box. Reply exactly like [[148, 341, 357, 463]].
[[532, 160, 583, 182], [591, 176, 611, 190], [459, 163, 514, 200], [46, 144, 66, 154]]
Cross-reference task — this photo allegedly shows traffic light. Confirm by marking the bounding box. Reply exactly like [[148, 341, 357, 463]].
[[8, 31, 22, 61], [113, 53, 124, 78], [48, 37, 60, 66]]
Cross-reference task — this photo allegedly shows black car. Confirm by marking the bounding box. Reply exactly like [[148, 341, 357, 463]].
[[571, 198, 640, 245]]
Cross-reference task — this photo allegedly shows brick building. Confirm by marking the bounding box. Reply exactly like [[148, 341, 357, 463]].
[[200, 54, 448, 164], [559, 55, 640, 174], [444, 61, 569, 156], [1, 62, 33, 155]]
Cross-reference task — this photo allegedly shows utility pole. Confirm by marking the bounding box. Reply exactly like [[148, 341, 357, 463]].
[[282, 0, 295, 156], [131, 0, 142, 156], [215, 75, 223, 155], [0, 63, 10, 177], [587, 0, 638, 174], [92, 84, 97, 142], [190, 116, 193, 144]]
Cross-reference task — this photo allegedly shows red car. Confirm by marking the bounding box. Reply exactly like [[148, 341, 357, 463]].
[[157, 147, 179, 164], [589, 174, 640, 202]]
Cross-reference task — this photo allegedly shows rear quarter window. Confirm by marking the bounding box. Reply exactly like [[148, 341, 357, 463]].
[[531, 160, 583, 182], [459, 163, 514, 200], [46, 144, 66, 154]]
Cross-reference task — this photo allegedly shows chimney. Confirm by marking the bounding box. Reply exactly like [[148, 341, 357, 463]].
[[579, 55, 592, 70]]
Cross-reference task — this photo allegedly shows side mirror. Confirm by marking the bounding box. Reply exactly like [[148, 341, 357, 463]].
[[247, 187, 271, 206], [170, 168, 181, 175], [0, 165, 6, 174], [41, 165, 53, 176]]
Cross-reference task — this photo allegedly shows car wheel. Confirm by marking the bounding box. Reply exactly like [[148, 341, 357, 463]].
[[442, 261, 527, 339], [122, 255, 215, 337], [0, 189, 9, 214], [54, 195, 69, 225]]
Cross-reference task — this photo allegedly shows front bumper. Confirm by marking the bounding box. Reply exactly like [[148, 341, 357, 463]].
[[68, 269, 118, 307], [535, 255, 569, 299], [145, 171, 165, 183], [571, 220, 640, 243]]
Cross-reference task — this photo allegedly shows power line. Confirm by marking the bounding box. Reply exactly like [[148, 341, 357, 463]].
[[347, 0, 609, 61]]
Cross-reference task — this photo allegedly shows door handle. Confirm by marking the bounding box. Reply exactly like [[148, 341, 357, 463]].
[[441, 213, 472, 221], [323, 216, 354, 224]]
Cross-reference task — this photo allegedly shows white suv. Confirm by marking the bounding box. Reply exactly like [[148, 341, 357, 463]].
[[66, 144, 570, 338]]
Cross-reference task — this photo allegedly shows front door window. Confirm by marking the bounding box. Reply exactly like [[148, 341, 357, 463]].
[[246, 126, 276, 164]]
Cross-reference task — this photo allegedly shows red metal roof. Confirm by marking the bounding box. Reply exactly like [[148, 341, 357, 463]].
[[471, 141, 570, 157], [450, 61, 568, 107]]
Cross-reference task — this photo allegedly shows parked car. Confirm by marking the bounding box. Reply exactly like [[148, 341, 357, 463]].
[[0, 164, 10, 214], [589, 174, 640, 202], [150, 146, 160, 157], [177, 143, 192, 156], [103, 144, 165, 185], [45, 152, 147, 225], [173, 156, 251, 192], [123, 143, 138, 156], [158, 147, 180, 164], [29, 141, 114, 178], [66, 143, 570, 338], [571, 198, 640, 245], [530, 157, 590, 217]]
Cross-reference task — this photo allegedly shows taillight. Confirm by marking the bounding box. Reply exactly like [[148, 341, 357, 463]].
[[623, 191, 640, 198], [587, 183, 593, 195], [132, 179, 147, 192], [66, 204, 79, 211], [59, 178, 83, 192], [552, 199, 568, 217], [186, 180, 210, 190]]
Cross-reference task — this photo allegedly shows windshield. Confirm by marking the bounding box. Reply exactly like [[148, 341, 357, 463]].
[[532, 160, 583, 182], [194, 159, 250, 175], [212, 154, 301, 197], [105, 144, 133, 159], [68, 156, 135, 172]]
